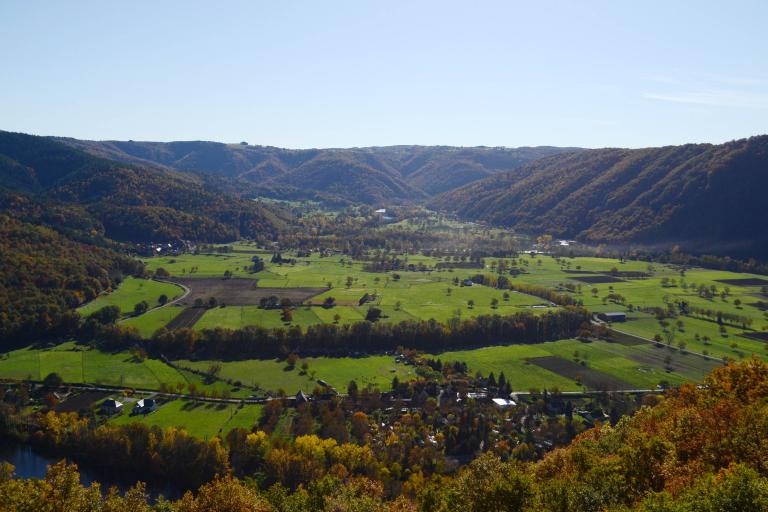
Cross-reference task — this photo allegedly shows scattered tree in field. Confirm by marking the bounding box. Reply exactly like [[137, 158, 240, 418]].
[[158, 294, 168, 305], [333, 313, 341, 324], [365, 307, 382, 322], [323, 297, 336, 308], [133, 301, 149, 316], [207, 363, 222, 378], [491, 298, 499, 309], [468, 299, 475, 309], [155, 268, 170, 279]]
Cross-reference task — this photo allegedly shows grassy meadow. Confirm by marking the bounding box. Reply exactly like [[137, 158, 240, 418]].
[[4, 239, 767, 399], [0, 342, 250, 397], [78, 277, 184, 317], [109, 399, 263, 439]]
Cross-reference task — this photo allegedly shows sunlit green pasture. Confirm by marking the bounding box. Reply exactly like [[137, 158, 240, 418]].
[[0, 342, 250, 397], [78, 277, 183, 317], [109, 399, 263, 439]]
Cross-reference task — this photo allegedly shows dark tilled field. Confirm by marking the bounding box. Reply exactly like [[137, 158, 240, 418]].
[[55, 391, 109, 413], [527, 356, 634, 390], [435, 262, 484, 269], [626, 346, 721, 376], [739, 331, 768, 342], [715, 278, 768, 287], [604, 330, 647, 346], [600, 271, 650, 279], [165, 307, 206, 329], [570, 275, 625, 284], [171, 277, 327, 306]]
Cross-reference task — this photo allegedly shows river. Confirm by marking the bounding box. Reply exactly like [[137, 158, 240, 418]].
[[0, 443, 183, 501]]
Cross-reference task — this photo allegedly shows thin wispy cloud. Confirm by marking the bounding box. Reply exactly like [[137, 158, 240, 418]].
[[644, 89, 768, 109]]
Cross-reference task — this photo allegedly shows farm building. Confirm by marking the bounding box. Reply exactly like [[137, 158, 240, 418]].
[[296, 390, 309, 405], [133, 398, 158, 415], [598, 312, 626, 323], [100, 398, 123, 414]]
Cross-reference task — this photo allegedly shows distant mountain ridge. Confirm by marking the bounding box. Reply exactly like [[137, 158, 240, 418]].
[[430, 136, 768, 257], [0, 131, 291, 243], [57, 138, 580, 203]]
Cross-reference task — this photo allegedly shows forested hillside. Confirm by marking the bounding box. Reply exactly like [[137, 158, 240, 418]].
[[58, 137, 578, 203], [0, 131, 291, 242], [431, 136, 768, 257], [0, 215, 143, 342]]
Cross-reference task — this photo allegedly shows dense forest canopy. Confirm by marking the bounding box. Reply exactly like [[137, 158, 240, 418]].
[[58, 137, 579, 203], [431, 136, 768, 258], [0, 131, 292, 243], [0, 215, 142, 342]]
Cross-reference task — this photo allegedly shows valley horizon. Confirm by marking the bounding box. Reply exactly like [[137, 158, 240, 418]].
[[2, 1, 767, 508]]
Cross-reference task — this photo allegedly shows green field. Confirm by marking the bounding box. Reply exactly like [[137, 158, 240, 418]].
[[0, 342, 250, 397], [179, 354, 415, 394], [121, 305, 185, 337], [143, 250, 768, 350], [110, 399, 263, 439], [78, 277, 184, 317], [7, 245, 767, 397], [143, 250, 270, 279], [179, 336, 719, 394]]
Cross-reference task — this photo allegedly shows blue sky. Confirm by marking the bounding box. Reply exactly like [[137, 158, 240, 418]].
[[1, 1, 766, 148]]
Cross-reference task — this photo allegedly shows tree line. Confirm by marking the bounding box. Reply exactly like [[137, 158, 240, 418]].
[[143, 308, 589, 360]]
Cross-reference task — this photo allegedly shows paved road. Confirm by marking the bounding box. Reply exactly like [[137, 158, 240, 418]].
[[4, 381, 270, 404]]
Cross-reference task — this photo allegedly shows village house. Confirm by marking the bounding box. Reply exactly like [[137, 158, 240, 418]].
[[133, 398, 158, 415], [100, 398, 123, 414]]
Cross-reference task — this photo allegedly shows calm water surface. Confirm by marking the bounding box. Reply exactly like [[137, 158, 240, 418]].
[[0, 443, 182, 500]]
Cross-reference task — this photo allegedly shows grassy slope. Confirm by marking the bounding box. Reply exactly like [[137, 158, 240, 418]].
[[109, 399, 263, 439], [179, 354, 416, 394], [78, 277, 184, 316], [0, 342, 250, 397]]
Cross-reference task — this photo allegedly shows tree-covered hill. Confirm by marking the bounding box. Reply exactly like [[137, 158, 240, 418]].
[[57, 137, 578, 203], [430, 136, 768, 258], [0, 215, 143, 342], [0, 131, 291, 243]]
